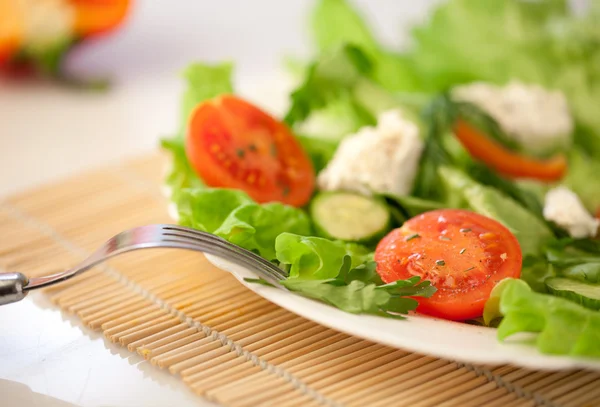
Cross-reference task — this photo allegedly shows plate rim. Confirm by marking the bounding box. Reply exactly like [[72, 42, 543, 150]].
[[205, 254, 600, 372]]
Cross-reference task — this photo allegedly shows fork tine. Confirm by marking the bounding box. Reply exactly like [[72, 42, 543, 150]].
[[157, 233, 287, 282], [159, 225, 287, 278], [154, 238, 285, 284]]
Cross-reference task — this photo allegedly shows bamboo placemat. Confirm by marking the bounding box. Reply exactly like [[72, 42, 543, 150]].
[[1, 153, 599, 407]]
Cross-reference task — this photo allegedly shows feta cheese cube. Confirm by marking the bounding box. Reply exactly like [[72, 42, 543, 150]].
[[317, 109, 423, 196], [543, 186, 599, 238]]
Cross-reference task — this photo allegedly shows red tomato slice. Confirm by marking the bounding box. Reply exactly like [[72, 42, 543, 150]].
[[453, 119, 567, 182], [72, 0, 131, 37], [375, 209, 522, 321], [186, 95, 315, 207]]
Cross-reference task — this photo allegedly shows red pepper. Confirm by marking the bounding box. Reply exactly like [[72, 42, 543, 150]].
[[453, 119, 567, 182]]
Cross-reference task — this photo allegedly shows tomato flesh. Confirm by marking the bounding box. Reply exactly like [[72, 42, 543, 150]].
[[186, 95, 315, 207], [375, 209, 522, 321], [453, 119, 567, 182]]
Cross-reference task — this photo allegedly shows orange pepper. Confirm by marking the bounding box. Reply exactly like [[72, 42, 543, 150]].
[[0, 0, 23, 63], [72, 0, 131, 37], [453, 119, 567, 182]]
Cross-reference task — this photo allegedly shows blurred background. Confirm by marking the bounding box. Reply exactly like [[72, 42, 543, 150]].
[[0, 0, 441, 197]]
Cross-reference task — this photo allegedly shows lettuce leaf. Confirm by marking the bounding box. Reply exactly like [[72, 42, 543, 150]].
[[180, 62, 234, 132], [176, 189, 311, 260], [161, 62, 234, 196], [407, 0, 600, 154], [495, 279, 600, 357], [564, 148, 600, 214], [275, 233, 371, 280], [284, 44, 375, 130], [438, 166, 554, 256], [311, 0, 422, 92], [160, 138, 203, 198]]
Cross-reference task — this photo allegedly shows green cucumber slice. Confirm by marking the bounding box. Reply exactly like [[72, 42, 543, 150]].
[[310, 192, 391, 243], [546, 277, 600, 311]]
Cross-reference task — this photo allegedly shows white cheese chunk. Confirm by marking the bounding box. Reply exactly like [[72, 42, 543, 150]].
[[543, 187, 599, 239], [452, 81, 573, 154], [317, 109, 423, 196]]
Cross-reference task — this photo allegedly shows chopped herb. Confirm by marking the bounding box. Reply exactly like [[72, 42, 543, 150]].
[[460, 228, 472, 233], [282, 185, 291, 197], [271, 144, 278, 157], [248, 143, 257, 152], [464, 266, 475, 273], [405, 233, 421, 241], [439, 236, 452, 241], [436, 260, 446, 266], [459, 248, 466, 254], [236, 148, 245, 158]]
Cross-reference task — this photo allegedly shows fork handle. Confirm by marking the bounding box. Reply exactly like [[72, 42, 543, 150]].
[[0, 273, 29, 306]]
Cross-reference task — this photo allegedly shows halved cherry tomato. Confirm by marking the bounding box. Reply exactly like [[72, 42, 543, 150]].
[[375, 209, 522, 321], [186, 95, 315, 207], [453, 119, 567, 182], [72, 0, 131, 37]]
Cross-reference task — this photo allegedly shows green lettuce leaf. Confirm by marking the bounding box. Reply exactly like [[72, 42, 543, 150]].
[[495, 279, 600, 357], [160, 138, 203, 198], [176, 189, 311, 260], [295, 135, 338, 173], [439, 166, 554, 256], [275, 233, 371, 280], [180, 62, 234, 131], [311, 0, 422, 92], [284, 44, 375, 131], [407, 0, 600, 154], [564, 148, 600, 214]]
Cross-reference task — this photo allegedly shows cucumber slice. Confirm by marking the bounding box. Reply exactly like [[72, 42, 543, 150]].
[[546, 277, 600, 310], [310, 192, 391, 243]]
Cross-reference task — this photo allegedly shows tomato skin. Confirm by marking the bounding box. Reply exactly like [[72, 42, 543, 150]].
[[186, 95, 315, 207], [375, 209, 522, 321], [453, 119, 567, 182]]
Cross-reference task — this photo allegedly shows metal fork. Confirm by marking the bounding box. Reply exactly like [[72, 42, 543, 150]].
[[0, 224, 287, 306]]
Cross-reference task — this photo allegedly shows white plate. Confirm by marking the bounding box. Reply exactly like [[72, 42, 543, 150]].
[[205, 254, 600, 371]]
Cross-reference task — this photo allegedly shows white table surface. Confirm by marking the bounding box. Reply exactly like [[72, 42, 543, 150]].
[[0, 2, 437, 406]]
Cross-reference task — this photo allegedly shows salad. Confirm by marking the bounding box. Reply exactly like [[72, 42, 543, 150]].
[[162, 0, 600, 358], [0, 0, 130, 85]]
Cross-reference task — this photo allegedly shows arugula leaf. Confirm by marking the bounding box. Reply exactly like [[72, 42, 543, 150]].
[[495, 279, 600, 357], [411, 96, 456, 201], [281, 276, 435, 318], [180, 62, 234, 131], [176, 189, 311, 260]]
